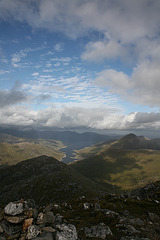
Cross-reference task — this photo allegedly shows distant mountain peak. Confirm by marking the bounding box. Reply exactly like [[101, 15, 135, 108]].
[[121, 133, 137, 139]]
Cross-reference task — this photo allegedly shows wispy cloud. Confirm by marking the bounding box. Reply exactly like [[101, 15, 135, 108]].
[[54, 43, 63, 52], [0, 69, 10, 75], [22, 73, 120, 110], [11, 50, 27, 68], [32, 72, 40, 76]]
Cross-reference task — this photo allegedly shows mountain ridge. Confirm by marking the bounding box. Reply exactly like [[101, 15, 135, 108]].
[[0, 130, 120, 163], [72, 133, 160, 192], [0, 155, 114, 205]]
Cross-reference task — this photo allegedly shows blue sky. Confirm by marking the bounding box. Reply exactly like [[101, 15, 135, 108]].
[[0, 0, 160, 134]]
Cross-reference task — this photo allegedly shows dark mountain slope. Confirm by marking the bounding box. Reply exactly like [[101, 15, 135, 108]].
[[0, 155, 111, 205], [110, 133, 150, 150], [72, 134, 160, 192], [108, 133, 160, 151]]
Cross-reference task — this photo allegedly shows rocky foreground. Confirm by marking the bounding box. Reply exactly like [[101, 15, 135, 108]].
[[0, 156, 160, 239], [0, 182, 160, 240]]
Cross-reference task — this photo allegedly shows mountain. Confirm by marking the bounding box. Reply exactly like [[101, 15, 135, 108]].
[[0, 129, 120, 162], [0, 128, 119, 144], [0, 133, 65, 166], [109, 133, 160, 150], [72, 134, 160, 192], [0, 155, 112, 205]]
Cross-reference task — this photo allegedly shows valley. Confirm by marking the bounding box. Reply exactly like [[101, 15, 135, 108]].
[[0, 129, 119, 163], [0, 132, 160, 239], [0, 131, 160, 193], [0, 133, 65, 166]]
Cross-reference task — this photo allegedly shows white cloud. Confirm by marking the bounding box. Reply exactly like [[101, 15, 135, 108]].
[[54, 43, 63, 52], [11, 48, 33, 68], [1, 0, 159, 69], [32, 72, 39, 76], [96, 69, 131, 94], [0, 69, 10, 75], [0, 103, 121, 129], [82, 39, 126, 62], [1, 0, 159, 41], [51, 57, 72, 62], [45, 63, 52, 68], [22, 74, 120, 109], [11, 53, 25, 67], [53, 62, 61, 67], [1, 0, 160, 131], [95, 44, 160, 107], [1, 103, 160, 131], [0, 106, 37, 126]]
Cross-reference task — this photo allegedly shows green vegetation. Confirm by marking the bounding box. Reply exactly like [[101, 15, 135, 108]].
[[72, 144, 160, 192], [0, 133, 65, 165]]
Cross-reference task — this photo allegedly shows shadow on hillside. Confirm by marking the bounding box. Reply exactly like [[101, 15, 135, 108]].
[[72, 149, 143, 192]]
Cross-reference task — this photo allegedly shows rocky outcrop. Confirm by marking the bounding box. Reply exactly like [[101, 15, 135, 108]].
[[84, 223, 113, 239], [130, 181, 160, 199], [0, 199, 79, 240], [0, 190, 160, 240], [56, 224, 78, 240]]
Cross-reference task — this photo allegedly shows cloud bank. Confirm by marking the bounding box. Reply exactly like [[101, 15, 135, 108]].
[[0, 0, 160, 41], [0, 104, 160, 132]]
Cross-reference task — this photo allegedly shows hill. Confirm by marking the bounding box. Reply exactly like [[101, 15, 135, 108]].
[[72, 134, 160, 192], [0, 133, 65, 166], [0, 155, 112, 205], [0, 128, 120, 162], [0, 152, 160, 239], [110, 133, 160, 150], [74, 133, 160, 161]]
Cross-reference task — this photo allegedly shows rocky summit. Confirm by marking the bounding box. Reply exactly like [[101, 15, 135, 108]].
[[0, 185, 160, 240]]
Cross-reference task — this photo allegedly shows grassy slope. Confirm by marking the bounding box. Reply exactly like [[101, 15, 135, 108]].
[[74, 139, 115, 161], [0, 134, 65, 165], [72, 147, 160, 192]]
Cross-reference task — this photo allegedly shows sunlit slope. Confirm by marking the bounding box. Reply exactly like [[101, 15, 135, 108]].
[[74, 133, 160, 161], [0, 134, 65, 165], [72, 134, 160, 192], [74, 139, 115, 161]]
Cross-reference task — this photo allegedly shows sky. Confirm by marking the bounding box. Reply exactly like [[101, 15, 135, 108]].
[[0, 0, 160, 135]]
